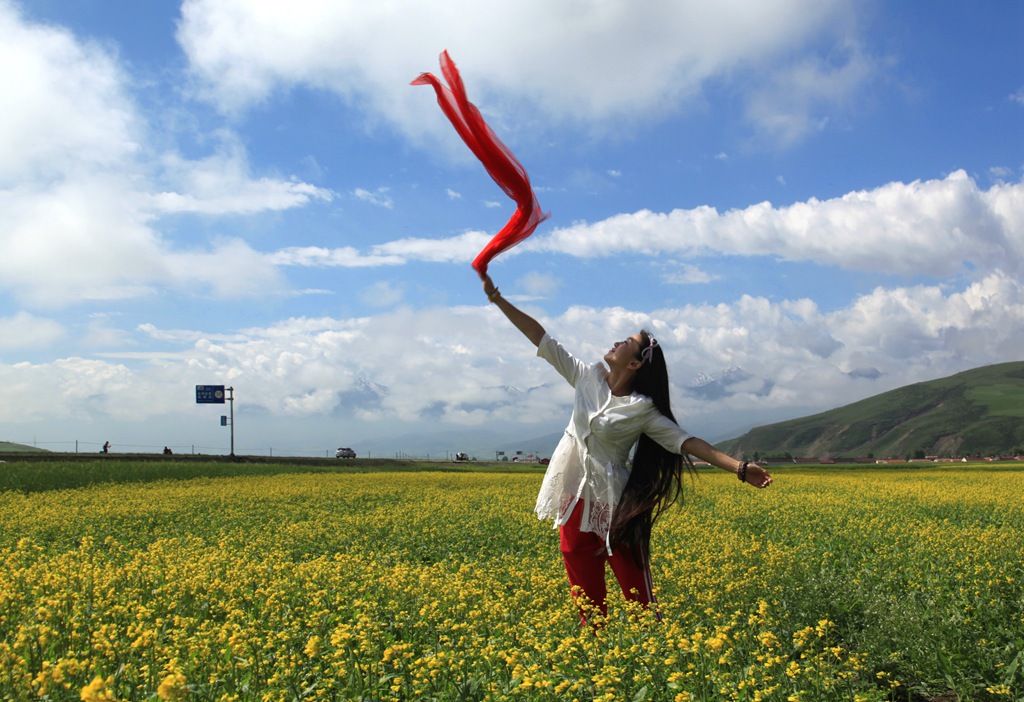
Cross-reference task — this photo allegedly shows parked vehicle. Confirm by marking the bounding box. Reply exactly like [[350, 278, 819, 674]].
[[453, 452, 469, 461], [335, 447, 356, 458]]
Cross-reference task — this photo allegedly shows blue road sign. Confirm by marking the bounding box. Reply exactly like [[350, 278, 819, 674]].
[[196, 385, 226, 404]]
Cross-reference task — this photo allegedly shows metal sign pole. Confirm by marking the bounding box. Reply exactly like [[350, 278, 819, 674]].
[[228, 386, 235, 457]]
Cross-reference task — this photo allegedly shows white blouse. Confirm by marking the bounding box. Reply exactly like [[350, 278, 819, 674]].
[[533, 333, 692, 553]]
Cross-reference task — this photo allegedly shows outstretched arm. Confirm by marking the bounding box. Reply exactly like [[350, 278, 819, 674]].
[[482, 274, 546, 347], [681, 436, 773, 488]]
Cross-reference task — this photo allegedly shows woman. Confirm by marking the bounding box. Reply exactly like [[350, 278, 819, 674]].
[[482, 274, 772, 623]]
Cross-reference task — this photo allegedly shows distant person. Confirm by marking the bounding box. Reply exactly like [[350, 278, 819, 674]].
[[481, 273, 772, 624], [163, 446, 173, 455], [101, 441, 110, 454]]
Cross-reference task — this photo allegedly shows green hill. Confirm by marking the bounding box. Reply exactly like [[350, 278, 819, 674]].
[[0, 441, 48, 454], [720, 361, 1024, 459]]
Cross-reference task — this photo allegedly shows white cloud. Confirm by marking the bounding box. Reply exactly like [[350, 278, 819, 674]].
[[0, 312, 64, 350], [662, 263, 719, 285], [269, 246, 406, 268], [743, 40, 877, 146], [176, 0, 862, 146], [167, 238, 289, 299], [0, 3, 138, 183], [518, 271, 560, 298], [138, 323, 245, 344], [82, 313, 135, 349], [0, 4, 328, 309], [372, 230, 494, 264], [831, 272, 1024, 365], [153, 139, 333, 214], [0, 179, 165, 306], [0, 356, 136, 424], [532, 170, 1024, 277], [360, 281, 405, 308], [352, 187, 394, 209]]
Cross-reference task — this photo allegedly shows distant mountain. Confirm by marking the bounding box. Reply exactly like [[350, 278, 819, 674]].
[[719, 361, 1024, 459], [354, 377, 389, 397], [685, 366, 772, 401]]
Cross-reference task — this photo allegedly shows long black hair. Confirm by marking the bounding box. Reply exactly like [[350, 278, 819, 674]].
[[609, 329, 694, 557]]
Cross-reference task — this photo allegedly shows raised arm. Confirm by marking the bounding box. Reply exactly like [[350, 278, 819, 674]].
[[681, 436, 773, 488], [482, 274, 546, 347]]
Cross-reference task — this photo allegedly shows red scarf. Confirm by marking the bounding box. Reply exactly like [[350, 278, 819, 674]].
[[412, 51, 548, 277]]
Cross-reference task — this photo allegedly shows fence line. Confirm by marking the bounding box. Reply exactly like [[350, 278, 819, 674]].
[[7, 440, 341, 458], [5, 440, 467, 461]]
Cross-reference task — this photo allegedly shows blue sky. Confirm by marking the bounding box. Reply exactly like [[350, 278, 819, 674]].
[[1, 0, 1022, 457]]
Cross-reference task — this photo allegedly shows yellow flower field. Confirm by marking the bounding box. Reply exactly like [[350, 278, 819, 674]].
[[0, 465, 1021, 701]]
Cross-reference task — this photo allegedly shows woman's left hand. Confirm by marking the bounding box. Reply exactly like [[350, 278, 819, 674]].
[[745, 463, 773, 488], [482, 273, 497, 299]]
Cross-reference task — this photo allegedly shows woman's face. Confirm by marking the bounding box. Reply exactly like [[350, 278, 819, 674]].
[[605, 333, 644, 368]]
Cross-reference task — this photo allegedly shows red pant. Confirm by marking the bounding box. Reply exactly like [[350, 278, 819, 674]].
[[559, 499, 657, 623]]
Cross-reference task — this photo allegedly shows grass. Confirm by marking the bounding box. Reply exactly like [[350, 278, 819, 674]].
[[0, 454, 545, 493], [967, 383, 1024, 418]]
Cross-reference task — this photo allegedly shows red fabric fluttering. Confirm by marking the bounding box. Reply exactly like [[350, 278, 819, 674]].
[[412, 51, 548, 277]]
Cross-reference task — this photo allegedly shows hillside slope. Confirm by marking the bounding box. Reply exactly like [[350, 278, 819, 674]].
[[720, 361, 1024, 459], [0, 441, 48, 453]]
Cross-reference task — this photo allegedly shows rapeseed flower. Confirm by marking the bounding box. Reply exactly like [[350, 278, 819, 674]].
[[0, 466, 1019, 700]]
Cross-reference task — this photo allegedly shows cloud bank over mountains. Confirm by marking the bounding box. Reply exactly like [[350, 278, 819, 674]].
[[4, 268, 1023, 447]]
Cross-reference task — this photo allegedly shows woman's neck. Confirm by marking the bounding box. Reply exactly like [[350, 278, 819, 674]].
[[605, 366, 635, 397]]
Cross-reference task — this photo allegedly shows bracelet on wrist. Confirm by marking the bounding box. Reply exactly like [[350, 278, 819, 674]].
[[737, 461, 748, 482], [487, 288, 501, 303]]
